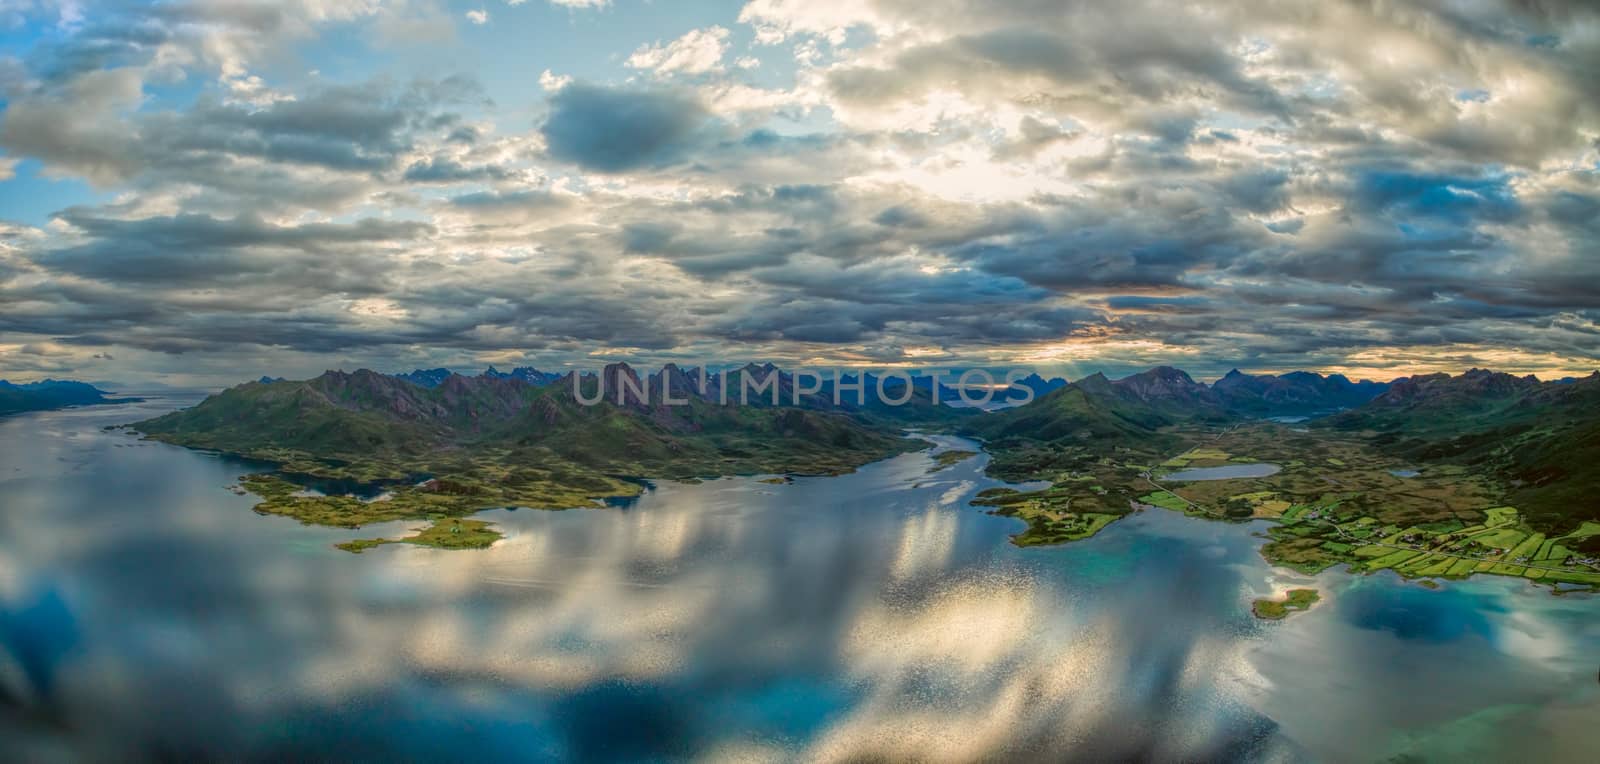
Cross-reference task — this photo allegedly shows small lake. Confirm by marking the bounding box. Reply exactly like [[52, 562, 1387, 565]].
[[1163, 462, 1283, 481], [1391, 469, 1421, 478], [1, 397, 1596, 760]]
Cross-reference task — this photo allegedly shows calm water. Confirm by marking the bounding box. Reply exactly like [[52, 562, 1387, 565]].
[[1165, 463, 1284, 481], [2, 396, 1597, 761]]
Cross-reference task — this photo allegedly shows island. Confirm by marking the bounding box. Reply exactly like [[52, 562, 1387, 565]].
[[928, 449, 978, 473], [971, 486, 1124, 546], [338, 518, 501, 553], [1252, 589, 1320, 620], [131, 364, 957, 551]]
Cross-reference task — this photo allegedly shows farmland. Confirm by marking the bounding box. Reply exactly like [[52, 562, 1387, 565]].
[[979, 421, 1600, 591]]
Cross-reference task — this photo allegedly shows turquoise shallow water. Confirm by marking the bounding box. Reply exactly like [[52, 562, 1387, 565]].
[[1, 396, 1596, 761]]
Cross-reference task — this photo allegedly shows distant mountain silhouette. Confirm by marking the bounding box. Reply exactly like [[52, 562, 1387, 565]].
[[0, 378, 130, 416]]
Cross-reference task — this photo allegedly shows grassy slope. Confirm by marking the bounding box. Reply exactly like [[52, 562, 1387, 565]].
[[955, 383, 1195, 546], [963, 384, 1182, 481], [1320, 374, 1600, 540]]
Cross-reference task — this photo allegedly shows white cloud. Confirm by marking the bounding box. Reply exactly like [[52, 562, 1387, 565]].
[[546, 0, 608, 8], [538, 69, 571, 91], [466, 9, 488, 25], [737, 0, 884, 45], [222, 74, 297, 108], [626, 26, 731, 76]]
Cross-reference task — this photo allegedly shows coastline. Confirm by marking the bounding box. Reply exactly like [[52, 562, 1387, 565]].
[[135, 426, 937, 551]]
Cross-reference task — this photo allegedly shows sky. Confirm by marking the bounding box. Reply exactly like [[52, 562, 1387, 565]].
[[0, 0, 1597, 387]]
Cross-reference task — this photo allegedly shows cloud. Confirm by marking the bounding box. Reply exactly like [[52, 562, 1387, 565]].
[[36, 212, 433, 287], [465, 9, 488, 25], [738, 0, 882, 44], [3, 0, 1600, 383], [0, 68, 145, 184], [1, 67, 485, 213], [538, 69, 571, 91], [539, 83, 712, 172], [402, 156, 515, 183], [626, 26, 731, 76]]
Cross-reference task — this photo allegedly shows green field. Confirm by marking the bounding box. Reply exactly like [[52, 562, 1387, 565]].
[[1253, 589, 1320, 620], [969, 414, 1600, 594], [1138, 491, 1192, 512], [337, 518, 502, 553], [1365, 549, 1423, 570]]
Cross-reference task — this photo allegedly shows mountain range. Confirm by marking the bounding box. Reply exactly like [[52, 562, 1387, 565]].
[[0, 378, 128, 416], [130, 362, 1598, 538], [133, 363, 959, 483], [389, 363, 975, 422], [1212, 368, 1390, 414], [385, 365, 1384, 411], [968, 365, 1599, 536], [136, 365, 1397, 467], [393, 366, 559, 388], [972, 366, 1390, 449]]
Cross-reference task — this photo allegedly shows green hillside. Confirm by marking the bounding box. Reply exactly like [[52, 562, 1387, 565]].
[[131, 365, 943, 548], [963, 383, 1181, 481], [1320, 370, 1600, 537]]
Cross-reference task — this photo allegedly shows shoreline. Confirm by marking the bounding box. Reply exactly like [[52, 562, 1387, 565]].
[[127, 412, 1600, 592], [966, 426, 1600, 595], [137, 427, 939, 552]]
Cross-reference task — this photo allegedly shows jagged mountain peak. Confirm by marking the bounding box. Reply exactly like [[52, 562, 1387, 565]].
[[1111, 366, 1213, 405], [1123, 365, 1195, 382], [393, 367, 454, 388]]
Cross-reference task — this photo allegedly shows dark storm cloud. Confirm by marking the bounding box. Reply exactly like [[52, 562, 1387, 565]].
[[620, 222, 681, 253], [950, 194, 1264, 291], [1105, 296, 1215, 313], [871, 206, 930, 229], [1542, 191, 1600, 229], [540, 83, 712, 173], [35, 212, 431, 287], [403, 157, 514, 183], [1219, 170, 1293, 215], [155, 87, 420, 171], [445, 189, 571, 217]]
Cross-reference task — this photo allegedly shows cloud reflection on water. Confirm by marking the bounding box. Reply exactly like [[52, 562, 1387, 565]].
[[1, 401, 1597, 761]]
